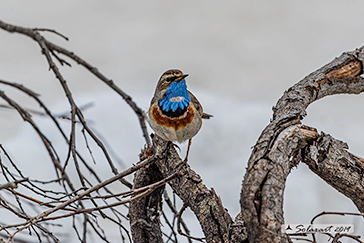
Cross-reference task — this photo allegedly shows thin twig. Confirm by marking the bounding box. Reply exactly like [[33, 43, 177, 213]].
[[42, 170, 177, 221], [32, 28, 69, 41], [310, 211, 364, 224], [332, 233, 363, 243], [0, 178, 28, 190], [176, 204, 205, 242], [3, 155, 155, 232], [163, 190, 192, 243]]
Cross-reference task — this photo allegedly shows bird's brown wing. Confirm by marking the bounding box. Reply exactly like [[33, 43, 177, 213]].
[[150, 88, 166, 107], [202, 112, 213, 119], [150, 96, 157, 107], [188, 91, 213, 119]]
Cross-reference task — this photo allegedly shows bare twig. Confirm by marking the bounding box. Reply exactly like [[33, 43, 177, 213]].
[[3, 155, 155, 230], [163, 190, 192, 243], [176, 204, 205, 242], [41, 170, 177, 220], [0, 20, 150, 146], [311, 211, 364, 224], [32, 28, 69, 41], [332, 233, 363, 243], [0, 178, 28, 190]]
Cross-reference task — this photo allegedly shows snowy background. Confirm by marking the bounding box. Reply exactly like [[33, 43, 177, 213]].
[[1, 1, 364, 242]]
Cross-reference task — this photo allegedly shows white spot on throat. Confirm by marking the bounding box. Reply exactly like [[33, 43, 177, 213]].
[[169, 96, 185, 102]]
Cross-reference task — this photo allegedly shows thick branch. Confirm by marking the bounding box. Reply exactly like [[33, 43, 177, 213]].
[[241, 47, 364, 242], [129, 148, 164, 243], [241, 125, 318, 243], [151, 135, 236, 243], [303, 133, 364, 212]]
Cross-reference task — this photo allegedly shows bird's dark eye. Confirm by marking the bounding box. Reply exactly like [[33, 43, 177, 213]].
[[165, 76, 176, 82]]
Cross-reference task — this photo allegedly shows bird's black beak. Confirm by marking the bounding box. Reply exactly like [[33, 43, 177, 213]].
[[174, 74, 189, 82]]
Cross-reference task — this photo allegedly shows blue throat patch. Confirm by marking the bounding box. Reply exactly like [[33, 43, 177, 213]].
[[159, 79, 191, 115]]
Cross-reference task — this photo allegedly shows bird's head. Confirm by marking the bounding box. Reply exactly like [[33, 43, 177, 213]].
[[156, 69, 189, 92]]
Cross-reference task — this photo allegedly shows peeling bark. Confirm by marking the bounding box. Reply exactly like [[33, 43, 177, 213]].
[[303, 133, 364, 213]]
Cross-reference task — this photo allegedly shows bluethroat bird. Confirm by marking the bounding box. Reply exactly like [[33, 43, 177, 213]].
[[148, 69, 212, 161]]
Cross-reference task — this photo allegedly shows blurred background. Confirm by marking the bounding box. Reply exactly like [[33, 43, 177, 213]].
[[1, 0, 364, 242]]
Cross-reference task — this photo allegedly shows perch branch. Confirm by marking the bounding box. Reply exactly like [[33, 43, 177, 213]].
[[150, 135, 235, 243]]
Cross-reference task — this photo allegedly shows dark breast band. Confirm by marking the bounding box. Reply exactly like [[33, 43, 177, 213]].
[[160, 105, 187, 117], [152, 104, 194, 130]]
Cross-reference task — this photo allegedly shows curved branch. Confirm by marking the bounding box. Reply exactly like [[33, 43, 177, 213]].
[[241, 46, 364, 242]]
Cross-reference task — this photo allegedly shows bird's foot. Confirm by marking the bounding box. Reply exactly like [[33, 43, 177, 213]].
[[171, 143, 181, 152]]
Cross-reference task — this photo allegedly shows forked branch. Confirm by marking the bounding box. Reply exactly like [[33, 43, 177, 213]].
[[241, 47, 364, 242]]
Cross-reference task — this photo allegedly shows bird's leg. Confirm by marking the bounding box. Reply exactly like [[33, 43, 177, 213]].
[[183, 139, 192, 163], [163, 141, 172, 155]]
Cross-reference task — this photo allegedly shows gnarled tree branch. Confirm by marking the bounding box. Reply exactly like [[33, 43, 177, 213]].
[[303, 133, 364, 213], [151, 135, 236, 243], [241, 46, 364, 242]]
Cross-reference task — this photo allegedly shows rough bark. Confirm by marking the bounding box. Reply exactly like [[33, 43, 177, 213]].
[[151, 135, 238, 243], [129, 148, 164, 243], [241, 124, 319, 243], [303, 133, 364, 213], [241, 47, 364, 242]]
